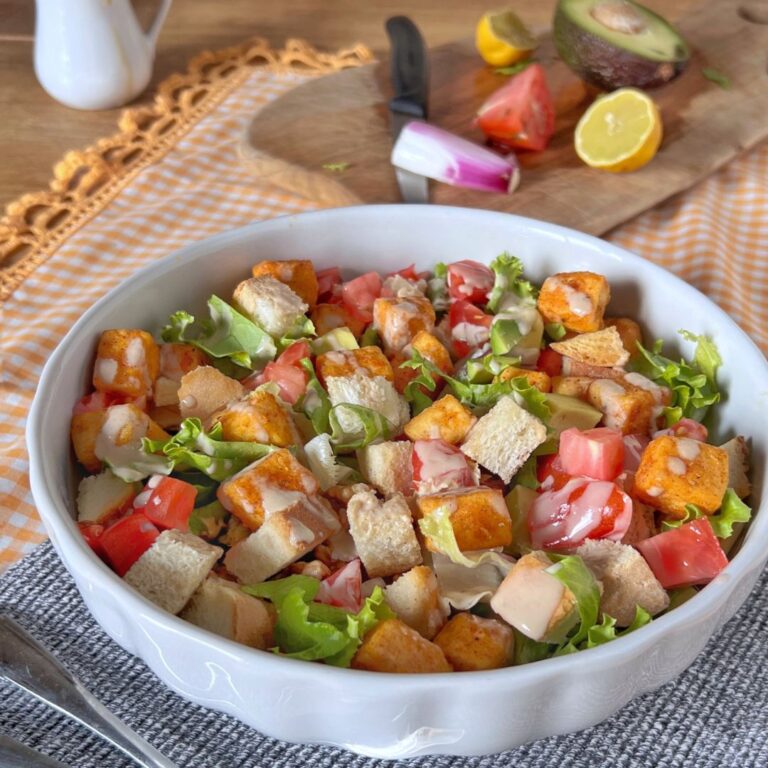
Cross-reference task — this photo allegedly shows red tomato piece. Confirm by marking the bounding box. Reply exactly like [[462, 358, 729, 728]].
[[315, 559, 363, 613], [654, 418, 709, 442], [277, 339, 312, 367], [529, 478, 633, 550], [316, 267, 342, 303], [78, 522, 106, 558], [387, 264, 428, 282], [476, 63, 556, 152], [341, 272, 382, 324], [73, 391, 128, 414], [536, 348, 563, 377], [412, 439, 476, 494], [259, 361, 308, 405], [559, 427, 625, 482], [448, 300, 492, 358], [134, 476, 197, 532], [537, 453, 571, 492], [100, 512, 160, 576], [622, 434, 650, 473], [447, 260, 495, 304], [636, 518, 728, 589]]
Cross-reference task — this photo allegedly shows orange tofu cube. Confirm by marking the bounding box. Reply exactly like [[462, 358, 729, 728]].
[[434, 613, 514, 671], [552, 376, 594, 400], [391, 330, 453, 395], [158, 343, 208, 381], [604, 317, 643, 360], [71, 411, 107, 473], [373, 296, 436, 354], [213, 390, 299, 447], [92, 329, 160, 398], [587, 378, 657, 435], [496, 366, 552, 392], [417, 487, 512, 551], [310, 303, 366, 338], [404, 394, 476, 444], [634, 436, 729, 519], [316, 346, 393, 384], [251, 259, 319, 307], [537, 272, 610, 333], [351, 619, 452, 673], [216, 448, 319, 530]]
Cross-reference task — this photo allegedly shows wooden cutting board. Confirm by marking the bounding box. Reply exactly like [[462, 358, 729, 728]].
[[241, 0, 768, 235]]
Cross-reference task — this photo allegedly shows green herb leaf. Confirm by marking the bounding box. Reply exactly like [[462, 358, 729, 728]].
[[702, 67, 731, 89]]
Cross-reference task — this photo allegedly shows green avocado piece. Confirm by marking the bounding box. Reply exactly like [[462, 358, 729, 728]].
[[544, 392, 602, 435], [310, 327, 359, 354], [553, 0, 689, 90], [505, 485, 537, 557]]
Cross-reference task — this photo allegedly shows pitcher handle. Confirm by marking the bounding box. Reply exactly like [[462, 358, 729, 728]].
[[146, 0, 173, 47]]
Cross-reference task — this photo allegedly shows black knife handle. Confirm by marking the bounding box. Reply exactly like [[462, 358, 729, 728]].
[[385, 16, 429, 119]]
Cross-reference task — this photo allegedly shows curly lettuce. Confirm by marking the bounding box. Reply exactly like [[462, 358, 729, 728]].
[[486, 252, 538, 313]]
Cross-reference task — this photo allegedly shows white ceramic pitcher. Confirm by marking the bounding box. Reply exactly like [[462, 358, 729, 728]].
[[34, 0, 173, 110]]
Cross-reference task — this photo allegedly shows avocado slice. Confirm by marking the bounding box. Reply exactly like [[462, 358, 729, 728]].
[[554, 0, 689, 90], [544, 392, 603, 435]]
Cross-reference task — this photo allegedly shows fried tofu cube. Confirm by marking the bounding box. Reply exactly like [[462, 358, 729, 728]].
[[76, 471, 137, 524], [316, 346, 393, 384], [177, 366, 246, 426], [434, 613, 514, 671], [310, 303, 367, 338], [404, 394, 476, 444], [216, 448, 319, 530], [552, 376, 594, 400], [587, 378, 657, 435], [634, 436, 729, 518], [391, 331, 453, 395], [214, 390, 299, 447], [346, 490, 422, 578], [232, 276, 308, 338], [71, 410, 108, 472], [384, 565, 448, 639], [251, 259, 319, 307], [417, 487, 512, 551], [93, 329, 160, 398], [356, 441, 413, 497], [373, 296, 436, 354], [351, 618, 452, 673], [495, 366, 552, 392], [537, 271, 610, 333], [158, 343, 209, 381], [605, 317, 643, 360]]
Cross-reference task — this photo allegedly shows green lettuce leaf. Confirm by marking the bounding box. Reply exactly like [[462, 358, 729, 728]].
[[328, 404, 392, 452], [584, 606, 651, 649], [244, 574, 320, 603], [402, 355, 438, 415], [486, 252, 538, 314], [514, 630, 555, 665], [548, 554, 601, 651], [360, 326, 380, 347], [661, 489, 751, 539], [298, 358, 332, 435], [544, 322, 567, 341], [103, 451, 171, 483], [304, 433, 357, 490], [431, 551, 512, 610], [427, 262, 450, 312]]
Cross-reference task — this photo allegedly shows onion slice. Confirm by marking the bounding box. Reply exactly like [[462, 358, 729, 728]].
[[391, 121, 520, 194]]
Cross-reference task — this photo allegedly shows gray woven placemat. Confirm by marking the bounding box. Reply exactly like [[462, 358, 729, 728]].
[[1, 542, 767, 768]]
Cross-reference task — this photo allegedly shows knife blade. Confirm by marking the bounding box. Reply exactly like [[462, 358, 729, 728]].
[[385, 16, 430, 204]]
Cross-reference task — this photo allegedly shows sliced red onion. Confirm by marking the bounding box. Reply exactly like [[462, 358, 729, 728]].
[[391, 121, 520, 194]]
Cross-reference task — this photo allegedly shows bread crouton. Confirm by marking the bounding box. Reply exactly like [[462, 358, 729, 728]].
[[325, 373, 409, 435], [153, 377, 181, 408], [177, 366, 245, 426], [92, 329, 160, 398], [576, 539, 669, 626], [213, 390, 299, 447], [550, 327, 629, 368], [620, 500, 657, 546], [357, 441, 413, 497], [346, 491, 422, 578], [434, 613, 514, 671], [351, 618, 452, 673], [148, 405, 182, 431], [391, 331, 453, 395], [604, 317, 643, 360], [217, 448, 319, 530], [495, 366, 552, 392], [587, 378, 657, 435], [720, 436, 751, 499], [373, 296, 436, 354], [634, 436, 729, 518], [404, 394, 476, 444], [76, 471, 137, 524], [251, 259, 319, 307], [551, 376, 594, 400], [180, 574, 275, 649], [384, 565, 448, 639], [460, 396, 547, 484], [310, 303, 366, 338], [232, 276, 308, 338], [124, 530, 222, 614], [417, 487, 512, 551], [537, 272, 610, 333], [316, 346, 393, 384], [223, 496, 340, 583]]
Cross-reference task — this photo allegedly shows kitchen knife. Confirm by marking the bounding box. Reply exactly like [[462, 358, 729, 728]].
[[385, 16, 430, 204]]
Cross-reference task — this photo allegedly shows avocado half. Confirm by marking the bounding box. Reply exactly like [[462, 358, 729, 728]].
[[554, 0, 690, 90]]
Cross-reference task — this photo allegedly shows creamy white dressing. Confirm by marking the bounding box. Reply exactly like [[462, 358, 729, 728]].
[[287, 518, 317, 547], [180, 395, 198, 410], [452, 322, 490, 346], [550, 277, 593, 317], [676, 437, 701, 461], [646, 486, 663, 497], [125, 337, 146, 367], [95, 358, 118, 385], [667, 457, 687, 476]]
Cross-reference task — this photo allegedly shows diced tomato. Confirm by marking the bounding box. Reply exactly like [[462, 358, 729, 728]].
[[476, 63, 556, 152], [559, 427, 625, 482], [133, 476, 197, 532], [536, 348, 563, 377], [258, 362, 308, 405], [78, 522, 106, 559], [446, 260, 494, 304], [636, 519, 728, 589], [529, 477, 633, 550], [387, 264, 428, 282], [73, 391, 129, 414], [537, 454, 571, 492], [412, 439, 476, 494], [341, 272, 382, 324], [317, 267, 343, 303], [315, 559, 363, 613], [448, 300, 492, 358], [100, 512, 160, 576], [277, 339, 312, 367], [622, 434, 649, 473], [654, 418, 708, 442]]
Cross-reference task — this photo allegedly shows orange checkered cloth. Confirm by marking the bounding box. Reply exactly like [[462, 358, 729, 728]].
[[1, 39, 766, 569]]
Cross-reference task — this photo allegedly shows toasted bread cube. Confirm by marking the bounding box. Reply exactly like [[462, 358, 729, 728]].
[[351, 618, 452, 673], [434, 613, 514, 671], [233, 276, 308, 338], [620, 500, 657, 546], [391, 330, 453, 395], [76, 471, 137, 524], [417, 487, 512, 551], [404, 394, 476, 444], [177, 366, 245, 426], [153, 376, 181, 408], [605, 317, 643, 360], [316, 346, 393, 384], [124, 530, 222, 615], [310, 303, 366, 338], [384, 565, 448, 639], [373, 296, 436, 354], [217, 448, 319, 530], [720, 436, 751, 499], [537, 272, 610, 333], [460, 396, 547, 484], [158, 343, 208, 381], [251, 259, 319, 307], [92, 329, 160, 399], [551, 376, 594, 400], [180, 574, 275, 649], [326, 373, 409, 435], [634, 436, 729, 518], [346, 490, 422, 578], [214, 390, 299, 447], [71, 410, 108, 472], [148, 405, 182, 431], [223, 496, 340, 583], [496, 366, 552, 392], [357, 441, 413, 497], [588, 378, 657, 435]]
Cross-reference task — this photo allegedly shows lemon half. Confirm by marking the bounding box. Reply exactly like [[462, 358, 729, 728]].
[[476, 10, 537, 68]]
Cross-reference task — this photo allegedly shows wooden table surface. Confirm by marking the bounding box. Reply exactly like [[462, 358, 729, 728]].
[[0, 0, 692, 208]]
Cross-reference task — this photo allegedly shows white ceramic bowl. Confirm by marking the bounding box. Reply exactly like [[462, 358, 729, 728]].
[[28, 206, 768, 758]]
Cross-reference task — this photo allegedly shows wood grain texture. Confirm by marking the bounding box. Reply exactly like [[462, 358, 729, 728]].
[[243, 0, 768, 235]]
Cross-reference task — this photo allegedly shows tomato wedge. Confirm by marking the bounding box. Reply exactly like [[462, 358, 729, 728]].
[[100, 512, 160, 576], [449, 300, 492, 358], [476, 63, 556, 152], [73, 391, 130, 414], [259, 361, 308, 405], [536, 348, 563, 377], [537, 453, 571, 492], [78, 522, 106, 559], [134, 476, 197, 532], [316, 267, 342, 303], [558, 427, 625, 481], [341, 272, 382, 324], [412, 439, 476, 494], [447, 260, 494, 304], [315, 559, 363, 613], [277, 339, 312, 367]]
